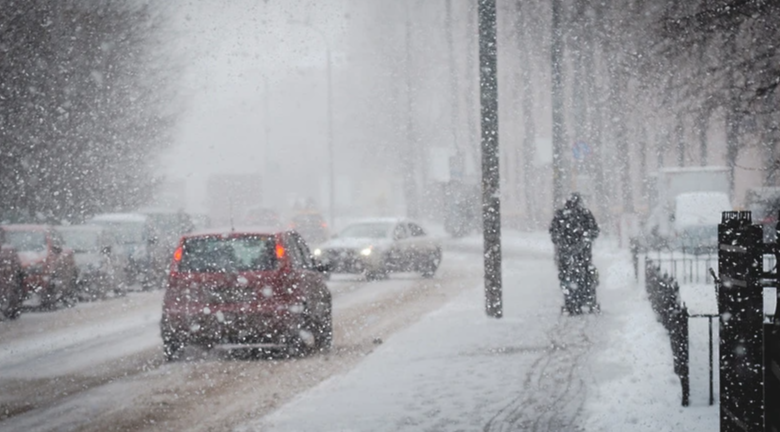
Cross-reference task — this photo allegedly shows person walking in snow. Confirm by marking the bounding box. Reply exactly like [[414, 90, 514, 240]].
[[549, 193, 600, 313]]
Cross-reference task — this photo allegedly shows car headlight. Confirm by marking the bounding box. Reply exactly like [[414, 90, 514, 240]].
[[313, 248, 322, 256], [288, 304, 305, 314], [360, 247, 373, 256]]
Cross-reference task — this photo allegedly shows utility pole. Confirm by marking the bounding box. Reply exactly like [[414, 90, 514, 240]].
[[403, 1, 419, 219], [583, 2, 608, 225], [551, 0, 566, 207], [478, 0, 502, 319], [515, 0, 537, 222], [445, 0, 462, 172], [676, 119, 685, 167]]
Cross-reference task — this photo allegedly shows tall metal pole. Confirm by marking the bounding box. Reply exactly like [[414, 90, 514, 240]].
[[446, 0, 462, 169], [478, 0, 502, 318], [551, 0, 566, 207], [403, 1, 419, 219]]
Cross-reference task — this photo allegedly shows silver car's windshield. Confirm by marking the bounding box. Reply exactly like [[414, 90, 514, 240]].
[[339, 223, 393, 239]]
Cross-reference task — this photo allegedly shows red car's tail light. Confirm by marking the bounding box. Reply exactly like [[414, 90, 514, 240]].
[[275, 243, 286, 259], [169, 245, 183, 273]]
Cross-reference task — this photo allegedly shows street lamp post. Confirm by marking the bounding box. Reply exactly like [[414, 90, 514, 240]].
[[290, 21, 335, 229]]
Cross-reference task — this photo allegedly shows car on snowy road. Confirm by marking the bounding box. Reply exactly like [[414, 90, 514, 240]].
[[313, 218, 442, 280], [57, 224, 128, 301], [2, 224, 77, 309], [90, 213, 150, 286], [160, 227, 332, 361], [289, 211, 329, 246]]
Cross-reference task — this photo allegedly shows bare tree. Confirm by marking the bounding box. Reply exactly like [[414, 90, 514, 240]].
[[0, 1, 177, 222]]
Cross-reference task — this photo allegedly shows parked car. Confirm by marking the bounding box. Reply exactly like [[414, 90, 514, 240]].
[[314, 218, 442, 280], [289, 211, 329, 245], [160, 228, 332, 361], [90, 213, 149, 286], [2, 225, 77, 309], [57, 225, 128, 300], [667, 192, 732, 254], [0, 227, 23, 320], [139, 208, 194, 291]]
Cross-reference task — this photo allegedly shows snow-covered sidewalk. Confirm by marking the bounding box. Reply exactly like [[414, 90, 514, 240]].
[[238, 234, 718, 432]]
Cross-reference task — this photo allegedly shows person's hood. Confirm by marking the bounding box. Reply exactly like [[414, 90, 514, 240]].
[[320, 237, 392, 250]]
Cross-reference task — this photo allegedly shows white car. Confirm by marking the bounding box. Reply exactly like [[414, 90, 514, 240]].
[[314, 219, 441, 280], [57, 225, 128, 300]]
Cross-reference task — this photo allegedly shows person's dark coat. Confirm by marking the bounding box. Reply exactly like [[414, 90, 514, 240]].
[[549, 194, 599, 259]]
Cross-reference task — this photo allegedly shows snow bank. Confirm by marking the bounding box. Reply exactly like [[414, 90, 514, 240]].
[[584, 253, 718, 431]]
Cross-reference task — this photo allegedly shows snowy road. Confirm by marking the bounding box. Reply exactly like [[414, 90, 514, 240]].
[[0, 248, 482, 432]]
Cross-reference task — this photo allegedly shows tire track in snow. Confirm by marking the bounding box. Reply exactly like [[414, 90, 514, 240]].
[[484, 314, 594, 432]]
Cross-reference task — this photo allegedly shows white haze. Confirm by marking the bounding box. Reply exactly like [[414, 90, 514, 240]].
[[160, 0, 351, 215]]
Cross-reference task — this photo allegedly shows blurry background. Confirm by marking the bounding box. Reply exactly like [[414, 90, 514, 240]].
[[1, 0, 778, 232]]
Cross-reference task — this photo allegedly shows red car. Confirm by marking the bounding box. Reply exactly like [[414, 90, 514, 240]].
[[2, 225, 77, 309], [160, 228, 332, 361], [0, 228, 23, 320]]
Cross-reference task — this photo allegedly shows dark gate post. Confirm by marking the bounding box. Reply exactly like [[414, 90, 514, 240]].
[[718, 211, 764, 432]]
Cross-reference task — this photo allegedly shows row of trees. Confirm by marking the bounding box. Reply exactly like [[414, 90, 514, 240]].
[[548, 0, 780, 218], [348, 0, 779, 226], [0, 1, 176, 223]]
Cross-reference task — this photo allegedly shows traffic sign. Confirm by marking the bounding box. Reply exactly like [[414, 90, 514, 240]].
[[573, 141, 591, 161]]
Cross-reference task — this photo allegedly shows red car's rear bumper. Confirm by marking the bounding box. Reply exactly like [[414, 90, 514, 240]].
[[161, 304, 305, 345]]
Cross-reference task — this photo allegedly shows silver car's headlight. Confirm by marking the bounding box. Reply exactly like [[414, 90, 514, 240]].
[[360, 247, 373, 256], [313, 248, 322, 257]]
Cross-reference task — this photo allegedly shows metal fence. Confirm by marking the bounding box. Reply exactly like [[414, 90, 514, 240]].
[[644, 258, 690, 406], [644, 248, 718, 285]]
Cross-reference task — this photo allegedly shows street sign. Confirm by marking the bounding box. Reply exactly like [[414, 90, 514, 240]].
[[573, 141, 591, 161]]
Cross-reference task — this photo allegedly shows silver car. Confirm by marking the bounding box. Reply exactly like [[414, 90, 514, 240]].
[[314, 219, 442, 280], [57, 225, 128, 301]]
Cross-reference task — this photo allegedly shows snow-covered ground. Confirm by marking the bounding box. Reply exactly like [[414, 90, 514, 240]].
[[238, 233, 719, 431], [0, 230, 721, 431]]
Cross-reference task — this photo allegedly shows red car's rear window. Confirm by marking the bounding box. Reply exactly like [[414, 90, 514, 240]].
[[179, 235, 277, 273]]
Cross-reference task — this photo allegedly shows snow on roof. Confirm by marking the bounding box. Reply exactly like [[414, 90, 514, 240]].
[[90, 213, 147, 223], [657, 166, 729, 173], [55, 224, 104, 233], [136, 207, 181, 215], [674, 191, 732, 228], [1, 224, 49, 231], [342, 217, 406, 225]]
